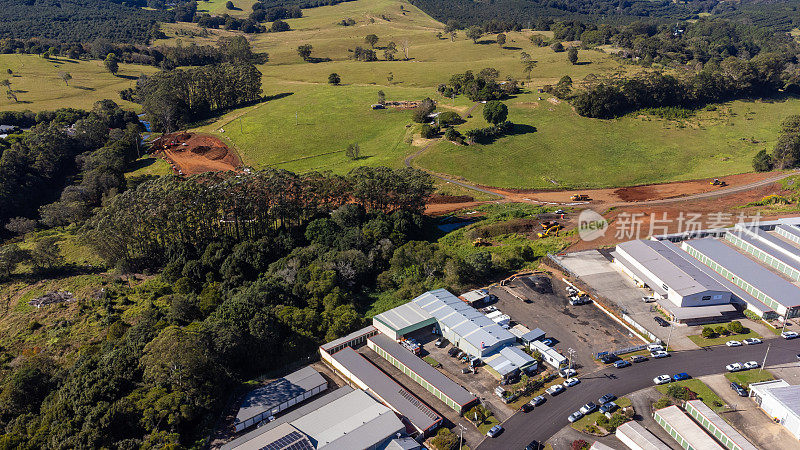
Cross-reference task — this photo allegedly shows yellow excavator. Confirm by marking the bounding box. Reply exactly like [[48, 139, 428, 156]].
[[710, 178, 728, 187], [570, 194, 591, 201], [538, 224, 563, 238]]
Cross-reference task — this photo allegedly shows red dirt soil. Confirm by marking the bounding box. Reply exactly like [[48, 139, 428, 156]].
[[150, 132, 241, 176]]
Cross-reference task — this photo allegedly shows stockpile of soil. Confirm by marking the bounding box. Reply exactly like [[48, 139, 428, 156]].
[[150, 132, 241, 176]]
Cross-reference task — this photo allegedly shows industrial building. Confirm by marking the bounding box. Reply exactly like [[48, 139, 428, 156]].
[[615, 421, 671, 450], [483, 345, 536, 379], [749, 379, 800, 439], [324, 346, 442, 435], [223, 387, 409, 450], [372, 303, 437, 341], [725, 226, 800, 282], [683, 237, 800, 319], [367, 334, 477, 413], [684, 400, 758, 450], [529, 339, 567, 368], [413, 289, 516, 357], [653, 405, 724, 450], [233, 366, 328, 432], [319, 325, 378, 355], [613, 239, 731, 308], [459, 289, 491, 306]]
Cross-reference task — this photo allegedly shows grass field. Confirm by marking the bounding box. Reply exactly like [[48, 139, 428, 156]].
[[0, 54, 156, 111], [195, 0, 257, 17], [656, 379, 726, 412], [724, 369, 774, 388], [688, 324, 763, 347]]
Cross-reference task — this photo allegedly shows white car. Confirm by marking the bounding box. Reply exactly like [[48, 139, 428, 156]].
[[743, 338, 762, 345], [647, 343, 664, 352], [651, 350, 670, 359], [563, 378, 580, 388], [559, 368, 577, 378], [782, 331, 799, 340], [546, 384, 565, 396], [743, 361, 760, 370], [653, 374, 671, 385], [726, 363, 743, 372], [726, 340, 742, 347], [486, 425, 503, 438]]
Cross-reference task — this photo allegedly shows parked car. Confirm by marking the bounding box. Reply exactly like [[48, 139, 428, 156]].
[[650, 350, 670, 359], [448, 347, 460, 357], [647, 343, 665, 352], [559, 368, 577, 378], [673, 373, 690, 381], [525, 441, 542, 450], [642, 296, 656, 303], [743, 338, 762, 345], [435, 338, 447, 348], [726, 362, 743, 372], [579, 402, 598, 414], [530, 395, 546, 407], [614, 360, 632, 368], [730, 382, 748, 397], [653, 375, 671, 385], [782, 331, 799, 340], [599, 402, 618, 414], [563, 378, 580, 387], [568, 411, 584, 423], [598, 394, 617, 404], [486, 425, 504, 438], [654, 317, 670, 327], [630, 355, 648, 363], [600, 354, 620, 364], [546, 385, 565, 396], [520, 403, 533, 413], [726, 340, 742, 347], [743, 361, 760, 370]]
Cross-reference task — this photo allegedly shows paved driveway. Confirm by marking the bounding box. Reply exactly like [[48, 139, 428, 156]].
[[476, 338, 800, 449]]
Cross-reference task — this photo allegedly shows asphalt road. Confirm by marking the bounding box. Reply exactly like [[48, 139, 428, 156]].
[[476, 338, 800, 450]]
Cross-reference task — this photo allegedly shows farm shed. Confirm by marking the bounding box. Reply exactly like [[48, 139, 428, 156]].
[[459, 289, 490, 306], [233, 366, 327, 432], [326, 346, 442, 435], [367, 333, 476, 413]]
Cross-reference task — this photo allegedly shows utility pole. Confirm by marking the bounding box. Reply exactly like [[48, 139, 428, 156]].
[[666, 323, 674, 350], [567, 348, 576, 371], [781, 312, 790, 334], [760, 342, 771, 373], [458, 423, 466, 449]]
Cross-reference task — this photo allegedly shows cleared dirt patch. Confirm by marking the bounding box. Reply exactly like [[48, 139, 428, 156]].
[[150, 132, 241, 176]]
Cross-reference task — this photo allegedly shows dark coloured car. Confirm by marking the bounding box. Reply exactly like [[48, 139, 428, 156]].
[[631, 355, 648, 363], [598, 394, 617, 404], [673, 372, 691, 381], [520, 403, 533, 413], [599, 402, 618, 414], [600, 354, 620, 364], [614, 360, 631, 368], [525, 441, 542, 450], [730, 382, 748, 397], [448, 347, 459, 357]]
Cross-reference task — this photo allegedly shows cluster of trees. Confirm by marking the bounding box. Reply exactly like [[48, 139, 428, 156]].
[[700, 321, 747, 338], [757, 115, 800, 172], [437, 69, 519, 101], [349, 46, 377, 62], [571, 54, 788, 119], [131, 63, 263, 132], [0, 101, 142, 233]]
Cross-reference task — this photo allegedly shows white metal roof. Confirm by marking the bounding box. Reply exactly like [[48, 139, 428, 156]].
[[750, 379, 800, 417], [616, 240, 728, 296], [460, 289, 488, 303], [235, 366, 327, 424], [485, 346, 535, 376], [654, 405, 723, 450], [616, 421, 671, 450], [373, 302, 434, 333]]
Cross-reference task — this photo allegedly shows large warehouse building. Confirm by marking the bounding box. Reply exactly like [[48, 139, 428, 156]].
[[324, 346, 443, 435], [367, 334, 477, 414], [223, 387, 409, 450], [653, 405, 723, 450], [614, 218, 800, 321], [233, 366, 328, 432], [372, 302, 437, 340], [749, 379, 800, 440]]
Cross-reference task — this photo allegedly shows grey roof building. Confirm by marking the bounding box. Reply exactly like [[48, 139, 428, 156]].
[[726, 226, 800, 282], [234, 366, 327, 432], [372, 302, 437, 340], [615, 421, 671, 450], [328, 346, 442, 435], [749, 379, 800, 440], [653, 405, 723, 450]]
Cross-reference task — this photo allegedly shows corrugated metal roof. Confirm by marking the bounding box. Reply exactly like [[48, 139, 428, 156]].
[[320, 325, 377, 353], [413, 289, 515, 352], [235, 366, 327, 424], [373, 302, 435, 333], [728, 227, 800, 274], [486, 346, 535, 376], [330, 347, 442, 433], [752, 380, 800, 417], [684, 238, 800, 308], [520, 328, 546, 342], [291, 389, 404, 449], [777, 224, 800, 241], [685, 400, 758, 450], [460, 290, 488, 303], [654, 406, 723, 450], [368, 334, 476, 407], [616, 240, 728, 296], [616, 421, 671, 450]]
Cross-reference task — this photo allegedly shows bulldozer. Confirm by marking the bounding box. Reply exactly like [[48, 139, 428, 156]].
[[472, 238, 491, 247], [538, 224, 563, 238], [710, 178, 728, 187], [570, 194, 591, 201]]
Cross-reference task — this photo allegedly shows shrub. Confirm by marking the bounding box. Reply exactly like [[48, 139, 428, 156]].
[[420, 124, 438, 139], [411, 98, 436, 123], [571, 440, 590, 450], [551, 41, 565, 52], [430, 428, 459, 450], [328, 73, 341, 85], [483, 100, 508, 125], [225, 0, 234, 9], [437, 111, 463, 126], [444, 127, 462, 143], [728, 320, 746, 334], [653, 396, 673, 409], [701, 326, 716, 339], [714, 325, 728, 336]]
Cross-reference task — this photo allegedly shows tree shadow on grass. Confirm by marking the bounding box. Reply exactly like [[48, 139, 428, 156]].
[[503, 46, 522, 50], [125, 157, 158, 173], [116, 74, 139, 80], [308, 57, 332, 63], [73, 85, 96, 91], [574, 61, 592, 66]]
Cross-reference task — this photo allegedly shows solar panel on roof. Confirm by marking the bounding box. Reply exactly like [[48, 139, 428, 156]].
[[258, 431, 313, 450], [397, 388, 439, 421]]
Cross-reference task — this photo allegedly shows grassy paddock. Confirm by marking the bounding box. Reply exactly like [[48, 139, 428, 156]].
[[725, 369, 774, 388]]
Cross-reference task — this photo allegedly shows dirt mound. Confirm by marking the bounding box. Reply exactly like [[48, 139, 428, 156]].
[[614, 185, 659, 202], [150, 132, 241, 176]]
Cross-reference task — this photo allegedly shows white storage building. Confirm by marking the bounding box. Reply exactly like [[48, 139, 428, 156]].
[[529, 339, 567, 369], [749, 379, 800, 439], [615, 421, 671, 450]]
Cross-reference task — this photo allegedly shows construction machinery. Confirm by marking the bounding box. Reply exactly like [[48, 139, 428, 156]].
[[541, 220, 559, 230], [473, 237, 491, 247], [710, 178, 728, 187], [538, 224, 563, 238], [570, 194, 591, 201]]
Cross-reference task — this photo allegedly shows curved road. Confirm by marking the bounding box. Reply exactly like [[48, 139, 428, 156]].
[[476, 338, 800, 449]]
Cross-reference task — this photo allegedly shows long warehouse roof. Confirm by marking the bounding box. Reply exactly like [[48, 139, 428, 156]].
[[655, 405, 723, 450], [684, 238, 800, 308], [777, 224, 800, 242], [368, 334, 476, 407], [330, 346, 442, 433], [373, 302, 435, 332], [728, 227, 800, 273], [685, 400, 758, 450], [235, 366, 326, 424], [413, 289, 515, 350], [616, 239, 728, 296]]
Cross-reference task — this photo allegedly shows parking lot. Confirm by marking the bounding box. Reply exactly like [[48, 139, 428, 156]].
[[487, 274, 641, 372]]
